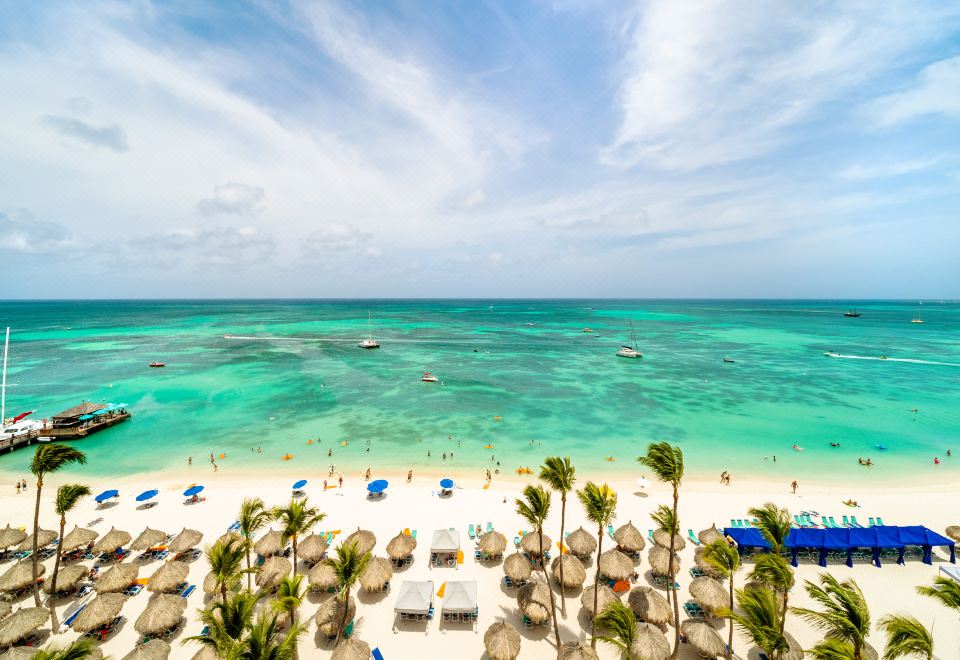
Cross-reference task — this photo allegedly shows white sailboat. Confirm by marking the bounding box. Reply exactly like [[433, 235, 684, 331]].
[[616, 319, 643, 359], [358, 312, 381, 349], [1, 327, 41, 438]]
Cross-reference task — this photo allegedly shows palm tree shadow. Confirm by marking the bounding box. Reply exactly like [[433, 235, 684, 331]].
[[357, 588, 389, 605]]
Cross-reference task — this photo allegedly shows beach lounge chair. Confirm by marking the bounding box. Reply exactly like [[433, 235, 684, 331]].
[[514, 537, 521, 549], [124, 584, 143, 596], [868, 517, 876, 527], [486, 522, 493, 532], [850, 516, 863, 527], [607, 525, 615, 540], [372, 648, 385, 660], [648, 529, 654, 541], [688, 529, 701, 546], [876, 517, 885, 526], [65, 604, 88, 627], [181, 585, 196, 598], [842, 516, 852, 528], [793, 515, 806, 528], [468, 524, 475, 539]]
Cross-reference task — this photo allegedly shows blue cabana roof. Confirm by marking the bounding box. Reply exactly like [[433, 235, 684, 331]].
[[724, 527, 769, 549]]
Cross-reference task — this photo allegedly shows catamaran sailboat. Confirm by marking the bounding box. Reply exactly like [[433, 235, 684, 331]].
[[910, 314, 924, 324], [616, 319, 643, 359], [358, 311, 381, 349]]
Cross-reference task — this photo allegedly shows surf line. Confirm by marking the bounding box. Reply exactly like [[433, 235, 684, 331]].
[[823, 352, 960, 368]]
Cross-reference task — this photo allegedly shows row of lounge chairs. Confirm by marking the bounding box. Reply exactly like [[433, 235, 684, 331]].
[[398, 607, 434, 622]]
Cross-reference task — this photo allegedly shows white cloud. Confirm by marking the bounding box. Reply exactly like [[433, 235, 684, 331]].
[[41, 114, 129, 152], [0, 209, 76, 253], [197, 182, 265, 215], [302, 223, 380, 257], [865, 56, 960, 127], [838, 155, 948, 181]]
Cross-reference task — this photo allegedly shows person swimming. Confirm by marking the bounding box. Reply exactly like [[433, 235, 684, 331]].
[[830, 442, 840, 447]]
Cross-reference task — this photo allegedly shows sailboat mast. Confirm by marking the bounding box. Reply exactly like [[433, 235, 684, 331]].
[[1, 327, 8, 425], [368, 311, 372, 340]]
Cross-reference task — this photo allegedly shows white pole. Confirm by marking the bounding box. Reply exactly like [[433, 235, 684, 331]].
[[1, 327, 8, 426]]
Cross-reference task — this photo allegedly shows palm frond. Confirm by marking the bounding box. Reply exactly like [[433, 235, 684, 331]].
[[516, 485, 551, 528], [792, 574, 870, 652], [576, 482, 617, 528], [916, 576, 960, 612], [702, 539, 740, 578], [878, 614, 933, 660], [55, 483, 92, 516], [722, 586, 787, 658], [31, 443, 86, 477], [539, 456, 576, 493], [748, 503, 792, 551], [636, 441, 684, 486], [593, 601, 637, 655]]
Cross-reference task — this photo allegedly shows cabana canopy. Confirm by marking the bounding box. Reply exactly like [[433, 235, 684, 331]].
[[394, 580, 434, 615], [442, 580, 478, 613], [430, 529, 459, 553]]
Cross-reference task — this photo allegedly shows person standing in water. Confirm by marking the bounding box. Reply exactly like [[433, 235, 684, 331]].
[[791, 480, 798, 494]]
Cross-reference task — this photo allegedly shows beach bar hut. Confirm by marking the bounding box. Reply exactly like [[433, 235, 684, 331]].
[[393, 580, 434, 623], [441, 580, 478, 624], [430, 529, 460, 568]]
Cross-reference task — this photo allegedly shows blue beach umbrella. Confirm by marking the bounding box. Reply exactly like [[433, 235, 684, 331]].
[[292, 479, 308, 490], [95, 489, 119, 503], [367, 479, 388, 494], [439, 478, 454, 489], [136, 489, 158, 502], [183, 485, 204, 497]]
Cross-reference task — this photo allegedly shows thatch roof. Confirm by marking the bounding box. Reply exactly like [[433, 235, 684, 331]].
[[53, 402, 105, 420], [215, 532, 242, 550], [632, 622, 670, 660], [680, 619, 726, 658], [135, 594, 186, 635], [517, 580, 551, 624], [315, 595, 356, 636], [520, 532, 551, 555], [309, 562, 338, 591], [385, 533, 416, 561], [0, 526, 26, 550], [60, 525, 98, 552], [0, 602, 10, 622], [597, 549, 633, 581], [191, 646, 219, 660], [484, 620, 521, 660], [565, 527, 597, 558], [689, 576, 727, 614], [122, 639, 171, 660], [72, 593, 127, 632], [694, 547, 724, 579], [2, 647, 39, 660], [331, 637, 371, 660], [0, 608, 48, 647], [503, 553, 532, 582], [95, 562, 139, 593], [653, 528, 686, 551], [131, 528, 168, 552], [167, 529, 203, 554], [359, 557, 393, 592], [581, 583, 618, 617], [17, 529, 56, 553], [256, 556, 292, 591], [781, 632, 805, 660], [558, 641, 600, 660], [43, 564, 87, 594], [0, 563, 44, 593], [628, 586, 673, 625], [202, 572, 237, 596], [698, 525, 725, 546], [550, 554, 586, 588], [298, 534, 329, 564], [614, 521, 646, 552], [147, 561, 189, 593], [478, 531, 506, 557], [254, 530, 283, 557], [946, 526, 960, 542], [92, 527, 132, 555], [648, 546, 680, 577], [342, 529, 376, 555]]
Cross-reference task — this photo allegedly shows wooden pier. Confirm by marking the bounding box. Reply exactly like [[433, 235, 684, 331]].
[[1, 403, 131, 453]]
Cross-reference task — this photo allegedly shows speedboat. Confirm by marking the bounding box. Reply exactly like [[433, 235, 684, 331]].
[[421, 372, 439, 383], [616, 346, 642, 358], [149, 362, 166, 368], [582, 328, 593, 333], [723, 358, 735, 363]]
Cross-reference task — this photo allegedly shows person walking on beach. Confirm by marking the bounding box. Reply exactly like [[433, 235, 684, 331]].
[[323, 479, 328, 490], [338, 475, 343, 488], [188, 456, 192, 466], [15, 481, 20, 494], [407, 469, 413, 482], [791, 480, 798, 494]]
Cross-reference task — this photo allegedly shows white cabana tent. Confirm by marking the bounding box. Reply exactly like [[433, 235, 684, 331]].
[[430, 529, 460, 568], [940, 565, 960, 584], [394, 580, 434, 625], [441, 580, 478, 623]]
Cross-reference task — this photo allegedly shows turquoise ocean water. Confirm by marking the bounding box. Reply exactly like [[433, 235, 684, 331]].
[[0, 300, 958, 484]]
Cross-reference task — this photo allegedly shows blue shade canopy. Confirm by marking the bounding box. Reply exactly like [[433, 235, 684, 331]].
[[95, 489, 119, 503], [367, 479, 388, 493], [136, 489, 158, 502], [183, 485, 204, 497], [292, 479, 308, 489], [439, 478, 454, 489]]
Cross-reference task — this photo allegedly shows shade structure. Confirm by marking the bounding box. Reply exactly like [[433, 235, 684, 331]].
[[122, 639, 171, 660], [503, 553, 532, 583], [429, 529, 459, 553], [394, 580, 433, 615], [202, 572, 239, 596], [95, 562, 139, 593], [147, 561, 189, 593], [439, 478, 454, 489], [0, 562, 45, 593], [478, 531, 506, 558], [60, 525, 98, 552], [484, 620, 521, 660], [442, 580, 478, 614], [95, 489, 119, 503], [632, 623, 670, 660], [256, 556, 292, 591], [343, 529, 376, 555], [92, 527, 132, 555], [309, 562, 338, 591], [168, 529, 203, 554], [136, 490, 158, 502], [698, 525, 725, 546], [681, 619, 726, 658], [0, 526, 26, 550], [292, 479, 307, 490], [43, 564, 88, 594], [517, 580, 551, 623], [614, 521, 646, 553], [780, 632, 805, 660], [551, 554, 586, 588], [131, 528, 168, 552], [135, 594, 186, 636], [648, 546, 680, 577], [385, 532, 416, 561], [565, 527, 597, 558], [72, 593, 127, 632], [558, 641, 600, 660], [598, 549, 634, 581], [693, 547, 724, 579], [216, 531, 242, 550], [0, 607, 48, 647], [520, 532, 552, 555], [628, 586, 673, 625], [331, 637, 371, 660], [689, 576, 727, 614], [2, 647, 38, 660], [0, 602, 10, 622], [17, 529, 56, 553], [581, 583, 618, 617], [316, 595, 356, 637], [298, 534, 329, 565], [947, 526, 960, 542], [653, 528, 686, 551], [191, 647, 219, 660], [367, 479, 388, 494], [183, 485, 203, 497], [255, 530, 284, 557], [359, 557, 393, 592]]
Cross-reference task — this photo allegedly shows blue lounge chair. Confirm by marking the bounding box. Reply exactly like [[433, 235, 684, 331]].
[[65, 604, 87, 626], [468, 524, 475, 539], [607, 525, 615, 540], [876, 517, 885, 526], [687, 529, 701, 546], [842, 516, 851, 528], [648, 529, 654, 541], [372, 648, 385, 660], [181, 585, 196, 598], [486, 522, 493, 532], [850, 516, 863, 528]]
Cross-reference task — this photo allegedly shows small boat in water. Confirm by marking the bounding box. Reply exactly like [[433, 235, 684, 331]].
[[616, 319, 643, 359], [910, 315, 924, 324], [844, 309, 861, 317], [723, 358, 735, 363], [421, 372, 439, 383], [358, 311, 381, 349], [582, 328, 593, 333], [149, 362, 166, 368]]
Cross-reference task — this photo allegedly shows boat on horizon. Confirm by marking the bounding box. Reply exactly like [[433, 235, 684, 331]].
[[616, 319, 642, 359], [358, 311, 381, 349], [910, 314, 924, 324], [149, 362, 166, 368], [723, 357, 735, 363], [844, 309, 861, 317]]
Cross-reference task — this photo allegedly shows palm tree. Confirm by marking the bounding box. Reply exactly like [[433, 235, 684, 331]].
[[239, 497, 271, 590], [31, 638, 98, 660], [273, 574, 305, 627], [272, 498, 326, 573], [594, 600, 639, 659], [576, 481, 617, 649], [516, 484, 561, 655], [703, 539, 741, 660], [243, 610, 305, 660], [749, 553, 795, 636], [650, 504, 677, 604], [207, 537, 247, 604], [637, 441, 683, 658], [722, 587, 789, 660], [29, 443, 86, 606], [185, 590, 258, 658], [917, 576, 960, 612], [49, 483, 91, 632], [323, 540, 371, 645], [792, 574, 871, 660], [878, 614, 933, 660], [807, 638, 870, 660], [749, 502, 792, 551], [539, 456, 575, 617]]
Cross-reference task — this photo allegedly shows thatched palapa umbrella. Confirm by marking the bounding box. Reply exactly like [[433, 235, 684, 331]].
[[565, 527, 597, 558], [698, 525, 724, 546], [256, 556, 292, 591], [778, 632, 805, 660], [614, 521, 645, 553], [254, 530, 283, 557], [946, 526, 960, 543], [0, 563, 44, 593], [520, 531, 551, 556], [581, 583, 618, 617], [0, 608, 48, 647], [558, 641, 600, 660], [216, 531, 242, 550], [342, 529, 376, 555], [2, 647, 39, 660], [359, 557, 393, 592], [385, 532, 416, 562], [298, 534, 328, 565], [503, 553, 531, 584], [191, 647, 218, 660], [0, 526, 26, 550], [689, 576, 726, 614], [517, 580, 551, 624], [95, 562, 139, 593], [694, 547, 724, 579], [167, 529, 203, 554], [628, 586, 673, 625], [147, 561, 189, 593], [0, 602, 10, 622], [130, 528, 167, 552], [484, 620, 521, 660], [202, 572, 222, 596], [681, 619, 726, 659], [43, 564, 87, 594], [550, 554, 586, 588], [631, 622, 670, 660], [92, 527, 132, 555], [331, 637, 371, 660], [17, 529, 56, 553], [648, 546, 680, 577], [135, 594, 186, 636], [653, 528, 686, 551], [309, 562, 338, 591], [316, 595, 355, 637], [597, 549, 633, 582], [122, 639, 171, 660], [72, 593, 127, 632], [60, 525, 98, 552], [478, 531, 506, 558]]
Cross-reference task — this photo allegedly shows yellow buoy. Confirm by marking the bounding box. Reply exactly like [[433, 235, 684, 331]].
[[282, 454, 294, 461], [307, 439, 313, 445], [493, 416, 502, 421], [484, 444, 493, 449], [340, 441, 348, 447]]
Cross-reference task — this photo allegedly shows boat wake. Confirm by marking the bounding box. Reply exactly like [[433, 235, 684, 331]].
[[823, 352, 960, 367]]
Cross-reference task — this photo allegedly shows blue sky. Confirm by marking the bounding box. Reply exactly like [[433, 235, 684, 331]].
[[1, 0, 959, 298]]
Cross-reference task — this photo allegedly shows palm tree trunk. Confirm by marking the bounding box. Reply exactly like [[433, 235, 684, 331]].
[[292, 535, 298, 574], [246, 549, 252, 591], [221, 580, 227, 605], [50, 513, 66, 633], [726, 575, 733, 659], [669, 485, 680, 660], [540, 528, 561, 659], [591, 523, 602, 649], [335, 590, 349, 645], [780, 591, 788, 636], [31, 477, 43, 607], [558, 494, 567, 617]]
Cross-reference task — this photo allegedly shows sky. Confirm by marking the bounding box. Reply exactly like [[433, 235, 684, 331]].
[[1, 0, 959, 299]]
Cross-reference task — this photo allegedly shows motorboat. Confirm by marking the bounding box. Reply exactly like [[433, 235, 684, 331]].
[[582, 328, 593, 333], [149, 362, 166, 368], [910, 315, 924, 324], [421, 372, 439, 383], [844, 310, 861, 317], [358, 311, 381, 349], [723, 358, 735, 363]]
